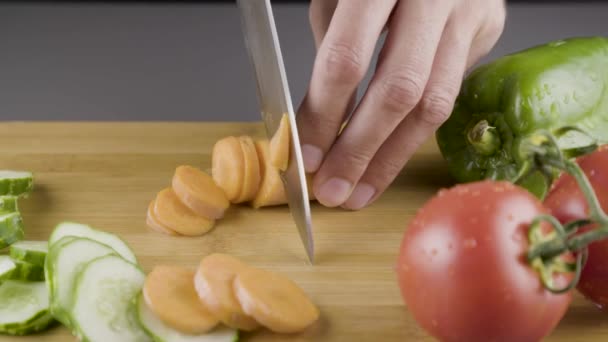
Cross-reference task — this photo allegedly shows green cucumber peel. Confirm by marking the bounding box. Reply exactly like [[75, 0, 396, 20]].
[[0, 212, 24, 249], [10, 241, 48, 267], [0, 171, 34, 197], [10, 260, 45, 282], [0, 256, 17, 283], [0, 196, 18, 213]]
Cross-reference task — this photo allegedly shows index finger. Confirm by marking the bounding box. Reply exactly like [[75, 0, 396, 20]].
[[296, 0, 396, 173]]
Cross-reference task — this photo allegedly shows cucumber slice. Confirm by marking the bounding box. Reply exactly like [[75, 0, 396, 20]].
[[135, 293, 239, 342], [49, 222, 137, 264], [2, 311, 56, 336], [0, 256, 17, 283], [70, 255, 149, 342], [10, 240, 48, 267], [44, 236, 77, 305], [46, 237, 117, 329], [0, 280, 54, 335], [10, 260, 44, 281], [0, 196, 18, 213], [0, 171, 34, 197], [0, 212, 24, 249]]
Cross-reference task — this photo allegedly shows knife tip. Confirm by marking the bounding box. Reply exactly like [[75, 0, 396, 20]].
[[304, 244, 314, 265]]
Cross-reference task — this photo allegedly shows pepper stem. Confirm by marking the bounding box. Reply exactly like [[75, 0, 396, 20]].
[[467, 120, 501, 156]]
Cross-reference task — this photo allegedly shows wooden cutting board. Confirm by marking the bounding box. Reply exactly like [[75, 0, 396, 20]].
[[1, 122, 606, 342]]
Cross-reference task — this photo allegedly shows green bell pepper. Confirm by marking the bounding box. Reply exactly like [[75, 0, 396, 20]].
[[436, 36, 608, 198]]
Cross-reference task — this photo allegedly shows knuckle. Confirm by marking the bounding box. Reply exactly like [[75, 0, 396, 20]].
[[418, 92, 454, 126], [378, 70, 425, 113], [321, 42, 366, 86], [299, 109, 343, 140], [338, 145, 375, 170], [368, 157, 404, 186]]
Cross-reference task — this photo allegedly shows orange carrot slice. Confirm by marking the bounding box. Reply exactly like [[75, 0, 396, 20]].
[[212, 136, 245, 203], [234, 267, 320, 333], [233, 136, 261, 203], [154, 188, 215, 236], [144, 265, 219, 334], [195, 254, 259, 331], [172, 165, 230, 220], [269, 114, 291, 171], [146, 200, 179, 236], [251, 140, 287, 208]]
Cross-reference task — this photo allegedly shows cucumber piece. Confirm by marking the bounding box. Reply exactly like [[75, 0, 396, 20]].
[[0, 280, 55, 335], [10, 240, 48, 267], [0, 196, 18, 213], [0, 256, 16, 283], [0, 171, 34, 197], [44, 236, 77, 306], [0, 212, 24, 249], [135, 293, 239, 342], [70, 255, 149, 342], [46, 237, 117, 329], [2, 311, 56, 336], [10, 260, 44, 281], [49, 222, 137, 264], [6, 311, 56, 336]]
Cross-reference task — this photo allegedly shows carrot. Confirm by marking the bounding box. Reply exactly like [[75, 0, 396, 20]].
[[194, 254, 259, 331], [233, 267, 320, 333], [233, 136, 261, 203], [212, 136, 245, 202], [143, 265, 219, 334], [172, 165, 230, 220], [251, 140, 287, 208], [146, 200, 179, 236], [154, 188, 215, 236], [269, 114, 291, 171]]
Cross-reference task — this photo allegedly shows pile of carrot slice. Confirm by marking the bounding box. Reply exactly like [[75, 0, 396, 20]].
[[143, 253, 320, 335], [146, 114, 315, 236]]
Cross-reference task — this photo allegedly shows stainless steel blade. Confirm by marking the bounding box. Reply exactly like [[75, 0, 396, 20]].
[[237, 0, 314, 263]]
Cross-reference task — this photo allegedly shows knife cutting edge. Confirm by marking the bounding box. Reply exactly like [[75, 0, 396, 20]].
[[236, 0, 315, 264]]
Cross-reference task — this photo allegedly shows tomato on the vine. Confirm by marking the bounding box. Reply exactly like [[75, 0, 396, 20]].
[[545, 145, 608, 309], [397, 180, 572, 342]]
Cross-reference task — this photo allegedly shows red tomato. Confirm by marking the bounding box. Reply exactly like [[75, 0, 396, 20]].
[[544, 146, 608, 309], [397, 180, 572, 342]]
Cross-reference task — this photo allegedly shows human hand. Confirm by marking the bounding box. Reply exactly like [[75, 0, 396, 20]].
[[297, 0, 506, 209]]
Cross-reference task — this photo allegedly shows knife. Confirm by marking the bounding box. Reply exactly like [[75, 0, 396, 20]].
[[236, 0, 315, 263]]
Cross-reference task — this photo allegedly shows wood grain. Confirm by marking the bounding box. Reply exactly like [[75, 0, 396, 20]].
[[0, 122, 606, 341]]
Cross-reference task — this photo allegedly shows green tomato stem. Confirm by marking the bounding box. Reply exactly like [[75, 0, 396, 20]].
[[467, 120, 501, 156]]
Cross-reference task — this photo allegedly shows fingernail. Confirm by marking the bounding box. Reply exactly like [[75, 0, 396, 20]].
[[301, 144, 323, 173], [343, 183, 376, 210], [317, 177, 352, 207]]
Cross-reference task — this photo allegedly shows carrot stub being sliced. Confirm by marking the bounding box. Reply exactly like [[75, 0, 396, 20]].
[[195, 253, 259, 331], [143, 265, 219, 334], [212, 136, 245, 203], [251, 140, 287, 208], [146, 200, 179, 236], [269, 113, 291, 172], [172, 165, 230, 220], [154, 188, 215, 236], [233, 136, 261, 204], [234, 267, 320, 333]]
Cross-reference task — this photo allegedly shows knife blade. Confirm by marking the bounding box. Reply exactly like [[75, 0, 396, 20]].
[[237, 0, 315, 263]]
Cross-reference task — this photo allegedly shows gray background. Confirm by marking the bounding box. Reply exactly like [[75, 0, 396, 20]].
[[0, 2, 606, 121]]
